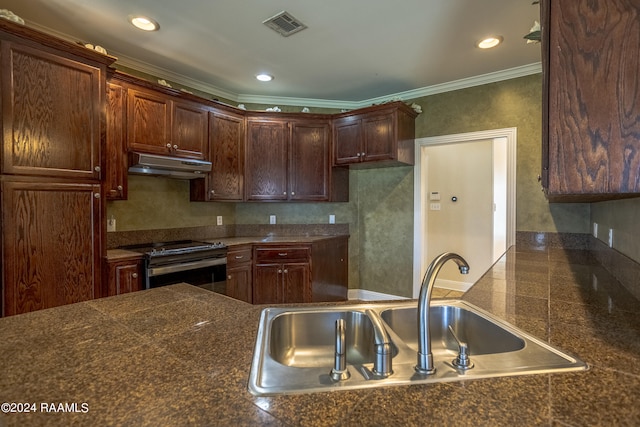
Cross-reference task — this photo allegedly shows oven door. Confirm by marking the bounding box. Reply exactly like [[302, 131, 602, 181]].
[[145, 254, 227, 290]]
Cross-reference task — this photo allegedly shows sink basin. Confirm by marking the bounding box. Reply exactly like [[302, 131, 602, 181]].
[[380, 305, 525, 355], [269, 310, 395, 367], [249, 300, 588, 396]]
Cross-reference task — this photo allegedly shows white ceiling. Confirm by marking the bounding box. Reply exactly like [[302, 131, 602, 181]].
[[2, 0, 542, 108]]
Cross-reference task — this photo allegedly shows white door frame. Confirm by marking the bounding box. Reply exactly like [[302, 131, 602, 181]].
[[412, 128, 517, 298]]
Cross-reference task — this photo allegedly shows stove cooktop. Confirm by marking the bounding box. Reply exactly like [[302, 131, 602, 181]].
[[121, 240, 227, 257]]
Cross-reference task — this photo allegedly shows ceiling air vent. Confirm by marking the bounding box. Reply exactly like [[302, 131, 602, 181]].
[[263, 11, 307, 37]]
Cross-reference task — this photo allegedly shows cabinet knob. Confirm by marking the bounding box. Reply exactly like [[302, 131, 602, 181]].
[[210, 189, 215, 195], [131, 273, 138, 278], [283, 269, 288, 274], [356, 153, 361, 157], [93, 193, 100, 199], [94, 166, 101, 172], [278, 269, 283, 273], [283, 192, 287, 195], [117, 185, 123, 191], [361, 152, 365, 157], [166, 143, 172, 148], [228, 275, 232, 280], [291, 191, 295, 196], [173, 144, 178, 150]]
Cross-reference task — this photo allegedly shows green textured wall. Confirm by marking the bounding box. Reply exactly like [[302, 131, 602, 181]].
[[591, 198, 640, 263]]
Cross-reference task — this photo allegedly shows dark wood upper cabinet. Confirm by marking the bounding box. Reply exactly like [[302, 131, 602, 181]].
[[0, 41, 104, 180], [105, 81, 127, 200], [541, 0, 640, 201], [245, 114, 348, 202], [191, 108, 245, 201], [127, 85, 207, 159], [289, 120, 331, 201], [245, 118, 289, 201], [333, 102, 417, 167]]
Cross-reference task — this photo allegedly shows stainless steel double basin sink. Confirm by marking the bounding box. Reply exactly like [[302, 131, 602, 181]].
[[248, 300, 587, 395]]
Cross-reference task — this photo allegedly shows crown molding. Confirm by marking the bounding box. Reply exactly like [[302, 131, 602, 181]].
[[25, 21, 542, 109]]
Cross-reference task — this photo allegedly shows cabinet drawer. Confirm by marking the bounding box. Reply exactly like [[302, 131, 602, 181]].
[[227, 246, 252, 267], [255, 247, 310, 262]]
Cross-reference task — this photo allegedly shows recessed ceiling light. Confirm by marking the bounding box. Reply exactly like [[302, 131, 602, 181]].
[[128, 15, 159, 31], [477, 36, 503, 49], [256, 73, 274, 82]]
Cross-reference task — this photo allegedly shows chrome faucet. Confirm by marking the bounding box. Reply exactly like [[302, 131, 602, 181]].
[[366, 309, 393, 377], [415, 253, 469, 374]]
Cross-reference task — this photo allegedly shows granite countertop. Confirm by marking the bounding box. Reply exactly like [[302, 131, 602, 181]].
[[1, 246, 639, 426]]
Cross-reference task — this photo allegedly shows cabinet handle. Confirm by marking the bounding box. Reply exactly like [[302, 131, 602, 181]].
[[93, 193, 100, 199], [278, 252, 288, 256], [94, 166, 101, 172], [131, 273, 138, 278], [235, 255, 244, 259]]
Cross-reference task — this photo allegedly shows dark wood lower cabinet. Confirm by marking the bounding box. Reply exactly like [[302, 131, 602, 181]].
[[252, 238, 348, 304], [1, 178, 103, 316], [104, 257, 142, 296], [225, 244, 252, 303]]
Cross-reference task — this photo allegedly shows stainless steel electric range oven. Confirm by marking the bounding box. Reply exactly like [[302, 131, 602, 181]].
[[122, 240, 227, 291]]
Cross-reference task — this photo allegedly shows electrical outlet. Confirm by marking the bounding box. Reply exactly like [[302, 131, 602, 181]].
[[216, 216, 223, 226], [608, 228, 614, 248], [107, 217, 116, 232], [593, 222, 598, 238], [269, 215, 276, 225], [329, 214, 335, 224], [429, 203, 441, 211]]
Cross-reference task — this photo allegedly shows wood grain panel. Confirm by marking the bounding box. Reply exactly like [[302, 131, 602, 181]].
[[362, 113, 394, 161], [546, 0, 640, 197], [290, 121, 330, 201], [127, 88, 170, 154], [245, 120, 288, 200], [2, 180, 102, 316], [171, 100, 207, 159], [2, 42, 101, 178], [209, 110, 244, 200], [333, 116, 362, 165], [105, 82, 127, 199]]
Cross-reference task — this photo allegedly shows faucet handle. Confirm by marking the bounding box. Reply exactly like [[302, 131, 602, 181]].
[[448, 325, 474, 370]]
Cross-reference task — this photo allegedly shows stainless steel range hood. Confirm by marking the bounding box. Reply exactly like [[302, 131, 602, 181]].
[[128, 152, 211, 179]]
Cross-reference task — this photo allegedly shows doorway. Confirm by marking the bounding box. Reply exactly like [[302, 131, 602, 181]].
[[412, 128, 516, 298]]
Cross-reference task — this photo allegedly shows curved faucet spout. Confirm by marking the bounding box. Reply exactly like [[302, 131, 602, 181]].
[[415, 252, 469, 375]]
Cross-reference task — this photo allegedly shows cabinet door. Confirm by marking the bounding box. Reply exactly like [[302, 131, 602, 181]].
[[111, 262, 141, 296], [253, 263, 282, 304], [282, 262, 310, 303], [171, 100, 208, 159], [1, 42, 103, 179], [290, 121, 330, 201], [105, 82, 127, 199], [333, 116, 363, 165], [2, 179, 102, 316], [208, 110, 245, 200], [542, 0, 640, 199], [227, 264, 252, 303], [245, 120, 288, 200], [362, 112, 395, 162], [127, 87, 171, 155]]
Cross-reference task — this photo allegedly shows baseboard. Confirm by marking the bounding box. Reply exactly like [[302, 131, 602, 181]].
[[347, 289, 409, 301], [431, 279, 473, 293]]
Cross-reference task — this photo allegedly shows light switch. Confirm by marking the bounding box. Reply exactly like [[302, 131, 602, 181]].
[[217, 216, 223, 226], [329, 214, 336, 224], [429, 203, 441, 211], [429, 192, 441, 201], [270, 215, 276, 224]]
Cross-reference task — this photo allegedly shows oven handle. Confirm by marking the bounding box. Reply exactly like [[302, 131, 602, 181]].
[[148, 256, 227, 277]]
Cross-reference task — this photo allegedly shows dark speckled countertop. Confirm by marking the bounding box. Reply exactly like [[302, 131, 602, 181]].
[[1, 246, 639, 426]]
